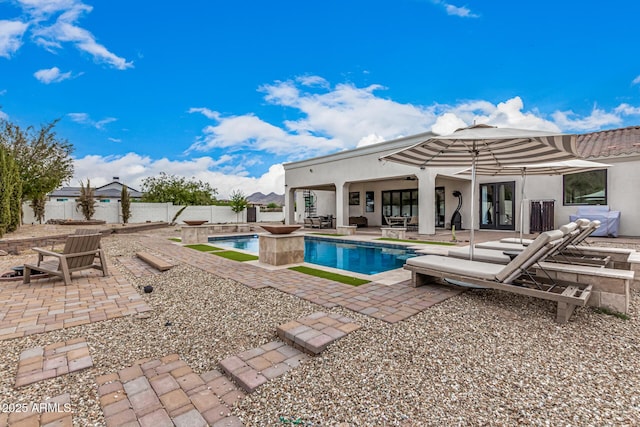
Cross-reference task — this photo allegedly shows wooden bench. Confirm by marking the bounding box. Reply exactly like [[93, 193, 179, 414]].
[[136, 252, 174, 271]]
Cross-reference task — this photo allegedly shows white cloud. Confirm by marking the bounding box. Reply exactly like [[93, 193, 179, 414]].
[[0, 20, 29, 58], [188, 107, 220, 120], [431, 1, 479, 18], [33, 66, 72, 83], [5, 0, 132, 69], [187, 111, 342, 159], [445, 4, 478, 18], [356, 133, 386, 148], [73, 153, 284, 199], [261, 80, 435, 147], [189, 79, 640, 162], [108, 137, 121, 143], [68, 112, 116, 130], [632, 75, 640, 85], [431, 112, 467, 135], [552, 106, 623, 131], [615, 103, 640, 116]]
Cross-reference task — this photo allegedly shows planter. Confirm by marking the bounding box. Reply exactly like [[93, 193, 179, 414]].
[[261, 225, 301, 234], [183, 220, 208, 226]]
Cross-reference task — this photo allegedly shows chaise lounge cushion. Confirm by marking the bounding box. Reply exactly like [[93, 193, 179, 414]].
[[447, 247, 511, 264], [406, 255, 503, 280]]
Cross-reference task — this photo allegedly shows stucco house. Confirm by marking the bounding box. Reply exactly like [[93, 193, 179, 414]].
[[48, 177, 144, 203], [283, 126, 640, 237]]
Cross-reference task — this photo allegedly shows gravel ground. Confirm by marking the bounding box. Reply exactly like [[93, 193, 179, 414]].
[[1, 228, 639, 426]]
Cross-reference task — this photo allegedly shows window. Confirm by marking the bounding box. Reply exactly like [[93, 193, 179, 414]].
[[563, 170, 607, 205], [56, 198, 68, 202], [381, 189, 418, 223], [365, 191, 374, 212], [349, 192, 360, 205], [100, 199, 111, 203]]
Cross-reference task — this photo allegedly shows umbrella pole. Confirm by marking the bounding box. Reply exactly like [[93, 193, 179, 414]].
[[470, 154, 476, 260], [520, 169, 526, 244]]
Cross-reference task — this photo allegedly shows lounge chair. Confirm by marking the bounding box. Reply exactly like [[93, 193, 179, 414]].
[[23, 233, 109, 285], [404, 229, 593, 323], [471, 220, 616, 267], [449, 222, 583, 265], [303, 218, 314, 228]]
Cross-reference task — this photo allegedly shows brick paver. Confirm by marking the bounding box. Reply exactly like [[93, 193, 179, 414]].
[[142, 236, 463, 323], [277, 312, 360, 355], [118, 254, 176, 277], [219, 341, 308, 393], [15, 338, 94, 387], [2, 393, 73, 426], [0, 263, 152, 341], [97, 354, 244, 427]]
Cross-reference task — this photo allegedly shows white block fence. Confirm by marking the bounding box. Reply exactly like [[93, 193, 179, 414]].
[[21, 201, 285, 225]]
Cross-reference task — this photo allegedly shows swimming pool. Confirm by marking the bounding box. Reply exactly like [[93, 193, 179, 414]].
[[208, 235, 416, 275]]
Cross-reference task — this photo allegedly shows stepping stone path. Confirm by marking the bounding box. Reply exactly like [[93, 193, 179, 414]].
[[8, 312, 359, 425], [220, 312, 360, 393], [15, 338, 93, 387], [219, 341, 309, 393], [97, 354, 244, 427], [276, 311, 361, 355], [0, 393, 73, 426]]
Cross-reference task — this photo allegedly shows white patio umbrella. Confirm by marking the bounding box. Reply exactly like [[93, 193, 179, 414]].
[[455, 159, 611, 243], [380, 125, 579, 260]]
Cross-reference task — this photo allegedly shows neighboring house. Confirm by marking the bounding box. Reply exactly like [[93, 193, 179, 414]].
[[48, 178, 144, 203], [283, 126, 640, 237]]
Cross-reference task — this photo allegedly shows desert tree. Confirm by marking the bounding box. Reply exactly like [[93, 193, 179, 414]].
[[0, 146, 22, 235], [120, 185, 132, 224], [76, 180, 96, 220], [229, 190, 248, 223], [0, 119, 74, 223], [141, 172, 217, 206]]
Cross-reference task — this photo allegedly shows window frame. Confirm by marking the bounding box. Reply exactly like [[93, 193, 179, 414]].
[[562, 169, 608, 206]]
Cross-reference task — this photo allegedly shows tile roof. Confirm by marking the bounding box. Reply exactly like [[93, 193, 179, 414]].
[[577, 125, 640, 158]]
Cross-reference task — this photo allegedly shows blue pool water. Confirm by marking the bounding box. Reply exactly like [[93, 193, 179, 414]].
[[208, 235, 416, 275]]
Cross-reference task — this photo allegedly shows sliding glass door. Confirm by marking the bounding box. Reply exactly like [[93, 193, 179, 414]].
[[382, 189, 418, 225], [479, 182, 515, 230]]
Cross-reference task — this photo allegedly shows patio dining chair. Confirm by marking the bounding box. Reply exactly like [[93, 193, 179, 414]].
[[23, 233, 109, 285]]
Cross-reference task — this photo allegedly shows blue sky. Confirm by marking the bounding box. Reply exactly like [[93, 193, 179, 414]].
[[2, 0, 640, 197]]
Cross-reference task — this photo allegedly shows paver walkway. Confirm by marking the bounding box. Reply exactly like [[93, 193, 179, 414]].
[[97, 354, 244, 427], [0, 266, 152, 341], [277, 311, 361, 355], [219, 341, 308, 393], [0, 393, 73, 426], [144, 237, 463, 323], [15, 338, 93, 387], [118, 255, 170, 277]]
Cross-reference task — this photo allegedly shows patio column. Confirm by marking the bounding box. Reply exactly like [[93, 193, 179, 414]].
[[418, 172, 436, 235], [335, 181, 349, 227], [284, 187, 296, 225]]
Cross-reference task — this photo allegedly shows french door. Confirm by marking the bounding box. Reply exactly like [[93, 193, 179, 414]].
[[479, 182, 515, 230]]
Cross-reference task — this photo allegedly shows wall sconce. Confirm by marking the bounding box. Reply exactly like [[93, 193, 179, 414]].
[[309, 168, 313, 172]]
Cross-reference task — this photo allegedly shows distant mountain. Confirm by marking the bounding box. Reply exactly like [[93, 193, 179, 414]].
[[247, 192, 285, 206]]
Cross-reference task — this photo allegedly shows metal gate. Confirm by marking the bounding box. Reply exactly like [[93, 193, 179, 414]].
[[246, 206, 257, 222], [529, 200, 554, 232]]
